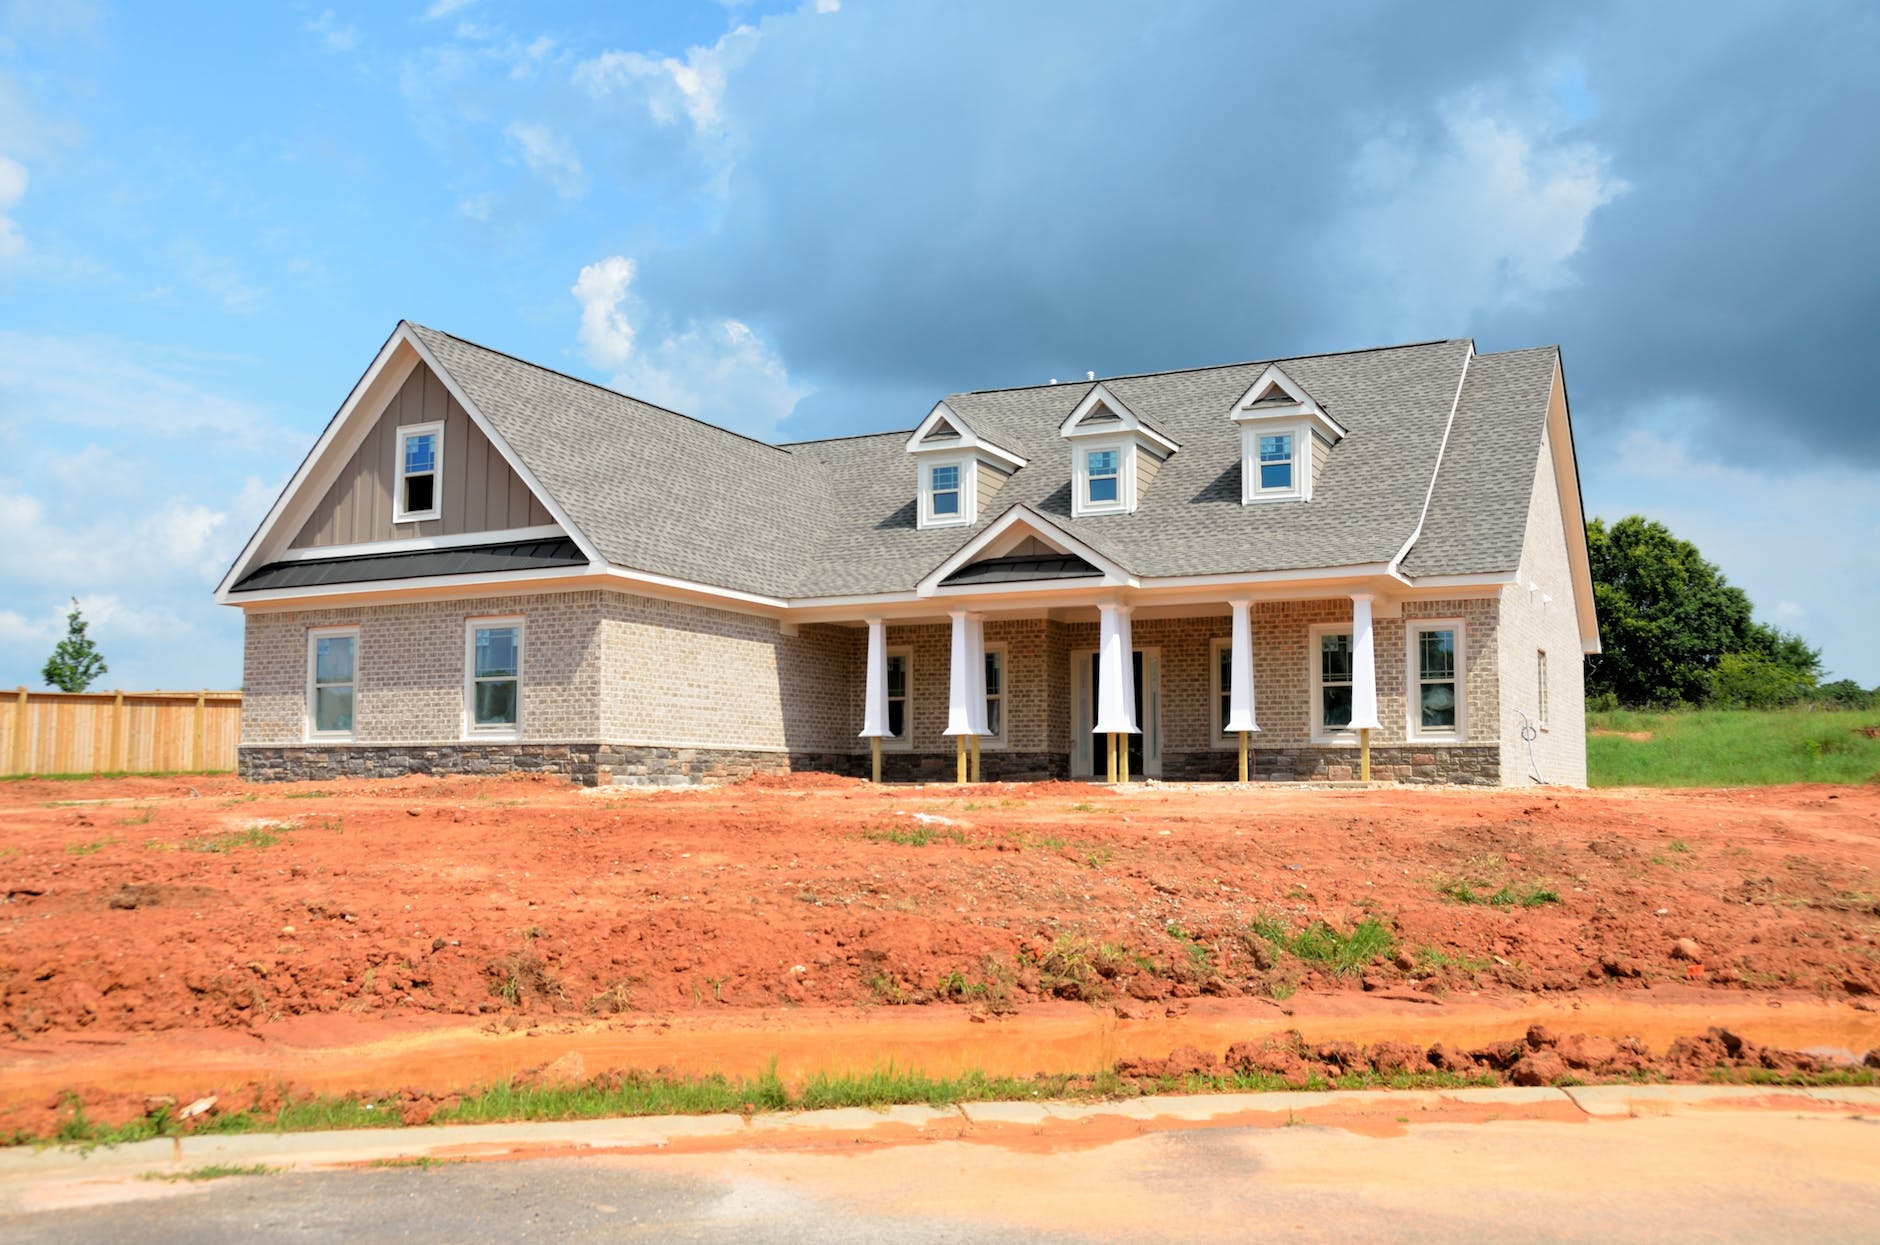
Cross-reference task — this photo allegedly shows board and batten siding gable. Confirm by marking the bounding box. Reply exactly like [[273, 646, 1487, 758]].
[[290, 362, 553, 549]]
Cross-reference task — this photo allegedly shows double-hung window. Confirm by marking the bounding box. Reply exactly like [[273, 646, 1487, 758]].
[[1258, 433, 1294, 491], [929, 464, 961, 518], [1085, 448, 1119, 506], [885, 649, 911, 748], [307, 627, 358, 740], [1211, 638, 1234, 743], [1536, 650, 1549, 727], [395, 423, 443, 522], [466, 619, 522, 736], [1409, 623, 1462, 738], [983, 645, 1006, 745], [1316, 630, 1354, 737]]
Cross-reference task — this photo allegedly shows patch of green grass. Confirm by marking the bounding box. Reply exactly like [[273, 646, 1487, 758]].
[[368, 1155, 463, 1169], [139, 1163, 278, 1183], [114, 805, 157, 825], [184, 824, 288, 853], [1165, 923, 1214, 972], [1249, 914, 1396, 977], [1588, 707, 1880, 787], [1437, 879, 1560, 908], [65, 837, 115, 856], [283, 790, 332, 800], [1414, 945, 1494, 974], [440, 1065, 791, 1123], [861, 823, 965, 848]]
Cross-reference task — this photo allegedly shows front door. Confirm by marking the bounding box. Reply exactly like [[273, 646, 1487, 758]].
[[1071, 647, 1161, 778]]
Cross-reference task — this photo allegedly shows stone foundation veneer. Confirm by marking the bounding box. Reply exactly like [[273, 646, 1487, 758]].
[[239, 744, 864, 787], [1160, 744, 1500, 785]]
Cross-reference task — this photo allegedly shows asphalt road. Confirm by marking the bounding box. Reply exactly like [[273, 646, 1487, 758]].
[[7, 1110, 1880, 1244]]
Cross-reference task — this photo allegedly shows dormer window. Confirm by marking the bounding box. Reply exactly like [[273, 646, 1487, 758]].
[[930, 463, 962, 519], [1228, 365, 1345, 506], [395, 422, 443, 522], [1059, 383, 1178, 518], [905, 400, 1027, 531]]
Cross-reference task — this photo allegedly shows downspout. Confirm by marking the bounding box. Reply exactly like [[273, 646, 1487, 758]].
[[1388, 341, 1473, 581]]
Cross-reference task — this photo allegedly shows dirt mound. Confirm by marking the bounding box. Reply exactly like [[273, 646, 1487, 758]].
[[738, 771, 869, 791]]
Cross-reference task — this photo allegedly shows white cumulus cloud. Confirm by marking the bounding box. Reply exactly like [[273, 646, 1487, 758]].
[[571, 255, 808, 439], [503, 121, 586, 198], [573, 25, 759, 134]]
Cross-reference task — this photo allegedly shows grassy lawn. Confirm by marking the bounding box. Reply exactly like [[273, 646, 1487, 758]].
[[1588, 708, 1880, 787]]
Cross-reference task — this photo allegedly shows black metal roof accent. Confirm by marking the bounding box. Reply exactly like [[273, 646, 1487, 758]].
[[232, 537, 586, 592], [939, 552, 1102, 586]]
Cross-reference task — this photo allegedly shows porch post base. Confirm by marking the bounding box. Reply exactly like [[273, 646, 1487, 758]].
[[871, 736, 882, 784], [1359, 728, 1372, 782], [970, 735, 981, 784], [1238, 731, 1248, 783], [956, 735, 967, 784]]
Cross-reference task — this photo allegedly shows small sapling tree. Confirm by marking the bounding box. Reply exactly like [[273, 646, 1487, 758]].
[[42, 598, 108, 692]]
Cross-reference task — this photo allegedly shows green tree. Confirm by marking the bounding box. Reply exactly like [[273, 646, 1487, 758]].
[[42, 598, 108, 693], [1585, 516, 1819, 707]]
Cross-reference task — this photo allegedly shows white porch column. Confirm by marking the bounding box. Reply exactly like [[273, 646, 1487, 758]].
[[859, 618, 889, 783], [966, 613, 988, 782], [1348, 593, 1381, 731], [1225, 600, 1259, 733], [1350, 592, 1381, 783], [1093, 604, 1133, 735], [944, 609, 975, 737]]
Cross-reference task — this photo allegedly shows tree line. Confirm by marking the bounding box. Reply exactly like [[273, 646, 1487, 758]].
[[1586, 516, 1872, 711]]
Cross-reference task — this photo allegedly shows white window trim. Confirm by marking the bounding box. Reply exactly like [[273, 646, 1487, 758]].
[[1308, 622, 1357, 745], [1240, 421, 1313, 504], [918, 454, 975, 530], [1072, 438, 1135, 517], [882, 646, 914, 750], [394, 421, 445, 524], [1208, 635, 1237, 750], [1405, 619, 1466, 743], [1536, 649, 1550, 731], [982, 641, 1009, 750], [463, 616, 524, 741], [305, 625, 360, 743]]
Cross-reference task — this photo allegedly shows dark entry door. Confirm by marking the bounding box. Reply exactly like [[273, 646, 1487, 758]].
[[1090, 651, 1145, 775]]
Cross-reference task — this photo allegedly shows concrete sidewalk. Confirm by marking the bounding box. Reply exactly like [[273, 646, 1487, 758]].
[[4, 1083, 1875, 1181]]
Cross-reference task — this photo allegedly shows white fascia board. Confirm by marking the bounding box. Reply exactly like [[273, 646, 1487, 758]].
[[1058, 383, 1181, 455], [268, 525, 566, 564], [224, 565, 602, 609], [1395, 571, 1519, 590], [1134, 562, 1396, 591], [1543, 354, 1602, 654], [400, 326, 608, 568], [905, 400, 1028, 470], [1228, 364, 1348, 442], [598, 565, 789, 613], [214, 325, 416, 597], [915, 505, 1136, 596]]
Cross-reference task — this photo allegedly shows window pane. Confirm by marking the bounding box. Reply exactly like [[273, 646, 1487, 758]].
[[886, 656, 906, 698], [1258, 434, 1292, 462], [403, 432, 436, 474], [984, 652, 1001, 696], [1420, 681, 1456, 728], [1087, 449, 1117, 475], [930, 464, 959, 490], [1088, 475, 1119, 503], [315, 636, 354, 684], [932, 489, 959, 515], [475, 678, 518, 726], [1322, 685, 1352, 729], [887, 699, 905, 739], [475, 627, 519, 678], [1320, 633, 1352, 682], [1260, 461, 1293, 489], [404, 473, 434, 514], [314, 685, 353, 733], [1418, 630, 1455, 680], [985, 698, 1001, 737]]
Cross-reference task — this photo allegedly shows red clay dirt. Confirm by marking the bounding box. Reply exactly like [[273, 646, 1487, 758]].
[[2, 774, 1878, 1132]]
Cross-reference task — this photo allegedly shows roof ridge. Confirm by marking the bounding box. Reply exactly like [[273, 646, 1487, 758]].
[[776, 428, 917, 448], [407, 321, 797, 457], [951, 337, 1468, 398]]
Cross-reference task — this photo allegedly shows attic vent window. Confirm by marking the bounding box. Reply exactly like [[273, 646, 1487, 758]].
[[396, 423, 443, 522]]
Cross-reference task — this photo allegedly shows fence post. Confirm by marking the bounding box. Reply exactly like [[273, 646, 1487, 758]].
[[11, 687, 26, 777], [194, 691, 207, 772]]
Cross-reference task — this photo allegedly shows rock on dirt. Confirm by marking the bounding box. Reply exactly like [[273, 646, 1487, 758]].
[[1672, 938, 1703, 962]]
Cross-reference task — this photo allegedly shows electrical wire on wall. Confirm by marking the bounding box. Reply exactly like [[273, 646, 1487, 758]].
[[1513, 709, 1544, 784]]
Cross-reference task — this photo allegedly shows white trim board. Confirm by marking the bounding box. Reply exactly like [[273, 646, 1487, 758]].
[[269, 525, 567, 563]]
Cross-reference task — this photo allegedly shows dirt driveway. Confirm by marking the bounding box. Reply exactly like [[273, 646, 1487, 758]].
[[2, 774, 1876, 1128]]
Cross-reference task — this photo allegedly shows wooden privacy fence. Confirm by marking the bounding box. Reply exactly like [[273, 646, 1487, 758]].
[[1, 688, 242, 777]]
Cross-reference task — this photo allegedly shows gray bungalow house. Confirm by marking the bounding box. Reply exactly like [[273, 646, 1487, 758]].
[[217, 323, 1597, 787]]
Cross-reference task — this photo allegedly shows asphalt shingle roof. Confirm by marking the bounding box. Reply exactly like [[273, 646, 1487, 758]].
[[404, 324, 1557, 600]]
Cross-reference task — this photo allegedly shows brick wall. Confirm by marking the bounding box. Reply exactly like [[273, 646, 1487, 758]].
[[1495, 425, 1590, 786]]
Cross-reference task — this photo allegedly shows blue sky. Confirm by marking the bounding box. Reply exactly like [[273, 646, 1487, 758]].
[[0, 0, 1876, 690]]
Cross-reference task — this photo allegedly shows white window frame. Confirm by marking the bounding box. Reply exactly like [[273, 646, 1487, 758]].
[[1308, 623, 1357, 745], [1536, 649, 1549, 730], [1405, 619, 1466, 743], [883, 646, 914, 750], [394, 421, 445, 524], [1240, 421, 1312, 504], [918, 454, 974, 529], [1071, 438, 1135, 517], [305, 625, 360, 743], [1208, 635, 1238, 750], [463, 616, 524, 741], [982, 641, 1009, 750]]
